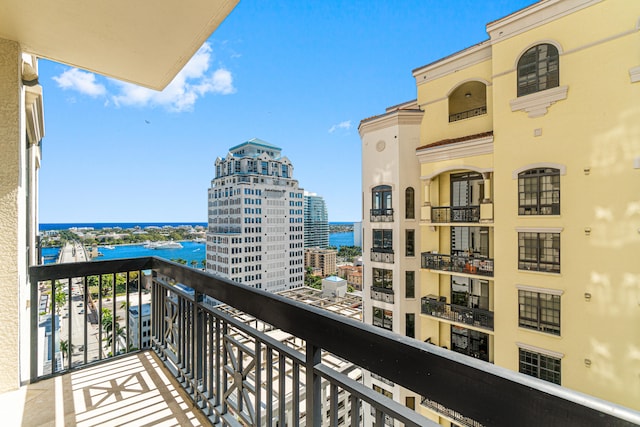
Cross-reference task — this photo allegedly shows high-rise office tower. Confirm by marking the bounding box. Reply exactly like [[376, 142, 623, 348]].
[[303, 191, 329, 248], [206, 138, 304, 293]]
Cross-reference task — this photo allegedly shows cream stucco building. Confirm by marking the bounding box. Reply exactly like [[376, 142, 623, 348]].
[[0, 0, 238, 395], [360, 0, 640, 424]]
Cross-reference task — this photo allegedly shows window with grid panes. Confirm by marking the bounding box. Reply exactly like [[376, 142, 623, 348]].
[[405, 187, 415, 219], [372, 229, 393, 251], [519, 348, 561, 385], [518, 232, 560, 273], [372, 268, 393, 290], [518, 168, 560, 215], [405, 271, 415, 298], [518, 290, 560, 335], [405, 229, 415, 256], [517, 44, 559, 97]]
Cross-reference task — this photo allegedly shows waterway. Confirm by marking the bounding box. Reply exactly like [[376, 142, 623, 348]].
[[42, 232, 355, 265]]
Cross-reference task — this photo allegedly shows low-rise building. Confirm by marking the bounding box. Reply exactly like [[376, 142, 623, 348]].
[[304, 248, 337, 277]]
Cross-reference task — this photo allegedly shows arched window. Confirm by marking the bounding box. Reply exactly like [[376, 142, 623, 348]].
[[371, 185, 393, 222], [372, 185, 392, 211], [518, 168, 560, 215], [517, 44, 559, 97], [405, 187, 415, 219]]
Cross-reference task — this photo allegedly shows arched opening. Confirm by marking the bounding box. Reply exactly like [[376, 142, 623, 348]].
[[448, 81, 487, 122]]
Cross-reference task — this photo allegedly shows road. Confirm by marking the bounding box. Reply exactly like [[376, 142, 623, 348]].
[[51, 242, 151, 368]]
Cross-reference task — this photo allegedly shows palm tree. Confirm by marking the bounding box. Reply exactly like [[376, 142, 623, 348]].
[[101, 308, 125, 355], [59, 339, 75, 368], [200, 259, 206, 270], [190, 259, 198, 269]]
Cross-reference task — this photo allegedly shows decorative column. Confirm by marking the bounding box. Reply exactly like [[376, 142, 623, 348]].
[[421, 178, 431, 222], [482, 172, 492, 203], [480, 172, 493, 223]]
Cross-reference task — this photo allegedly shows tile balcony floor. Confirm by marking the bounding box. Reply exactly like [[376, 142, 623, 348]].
[[1, 351, 209, 427]]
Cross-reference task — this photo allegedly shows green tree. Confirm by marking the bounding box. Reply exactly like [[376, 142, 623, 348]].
[[52, 281, 68, 315], [190, 259, 198, 269], [200, 259, 206, 269], [59, 339, 75, 363], [304, 267, 322, 289], [101, 308, 125, 355]]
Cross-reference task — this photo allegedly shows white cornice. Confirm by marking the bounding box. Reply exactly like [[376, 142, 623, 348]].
[[630, 66, 640, 83], [516, 342, 564, 359], [510, 85, 568, 118], [359, 110, 423, 137], [516, 284, 564, 296], [24, 84, 45, 145], [416, 135, 493, 164], [515, 227, 564, 233], [413, 42, 492, 86], [511, 162, 567, 179], [487, 0, 602, 43]]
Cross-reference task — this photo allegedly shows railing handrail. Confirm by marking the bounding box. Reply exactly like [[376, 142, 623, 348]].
[[29, 258, 640, 426]]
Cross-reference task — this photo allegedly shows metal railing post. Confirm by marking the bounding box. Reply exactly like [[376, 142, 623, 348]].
[[306, 343, 322, 427]]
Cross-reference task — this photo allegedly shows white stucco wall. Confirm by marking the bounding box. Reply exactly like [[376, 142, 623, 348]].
[[0, 38, 24, 392]]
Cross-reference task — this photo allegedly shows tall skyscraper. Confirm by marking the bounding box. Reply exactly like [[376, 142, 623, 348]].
[[206, 138, 304, 293], [303, 191, 329, 248]]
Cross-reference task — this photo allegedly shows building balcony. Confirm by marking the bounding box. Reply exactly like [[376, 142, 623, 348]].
[[21, 257, 638, 426], [370, 208, 394, 222], [431, 206, 480, 223], [421, 296, 494, 331], [449, 105, 487, 123], [371, 286, 394, 304], [421, 252, 494, 277], [370, 248, 394, 263]]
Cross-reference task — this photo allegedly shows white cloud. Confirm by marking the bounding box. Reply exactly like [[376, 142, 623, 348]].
[[53, 42, 235, 112], [52, 68, 106, 97], [328, 120, 352, 134], [111, 42, 236, 112]]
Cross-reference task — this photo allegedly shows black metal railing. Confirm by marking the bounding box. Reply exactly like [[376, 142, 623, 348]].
[[449, 105, 487, 122], [421, 252, 494, 277], [371, 286, 394, 304], [29, 257, 640, 427], [370, 248, 394, 263], [431, 206, 480, 223], [370, 208, 394, 222], [421, 297, 494, 330]]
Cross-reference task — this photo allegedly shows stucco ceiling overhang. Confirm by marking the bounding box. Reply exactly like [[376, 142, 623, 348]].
[[1, 0, 239, 90]]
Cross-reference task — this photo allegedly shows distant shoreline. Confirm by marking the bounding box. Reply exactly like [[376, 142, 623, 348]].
[[39, 221, 357, 231]]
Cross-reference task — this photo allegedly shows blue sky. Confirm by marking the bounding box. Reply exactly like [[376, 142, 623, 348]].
[[38, 0, 536, 223]]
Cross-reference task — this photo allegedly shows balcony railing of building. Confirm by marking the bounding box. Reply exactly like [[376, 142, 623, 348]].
[[421, 297, 494, 331], [370, 248, 394, 263], [431, 206, 480, 223], [371, 286, 394, 304], [422, 252, 494, 277], [28, 257, 639, 427], [370, 208, 394, 222], [449, 106, 487, 122]]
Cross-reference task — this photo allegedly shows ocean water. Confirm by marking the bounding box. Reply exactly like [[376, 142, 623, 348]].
[[41, 231, 355, 264]]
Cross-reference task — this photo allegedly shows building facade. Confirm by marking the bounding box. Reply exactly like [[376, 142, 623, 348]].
[[304, 248, 338, 277], [206, 138, 305, 293], [360, 0, 640, 424], [303, 191, 329, 248]]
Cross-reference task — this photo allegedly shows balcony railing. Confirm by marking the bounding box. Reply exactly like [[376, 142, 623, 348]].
[[422, 252, 494, 277], [421, 297, 494, 331], [370, 248, 394, 263], [370, 208, 394, 222], [28, 257, 639, 427], [371, 286, 394, 304], [449, 105, 487, 122], [431, 206, 480, 223]]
